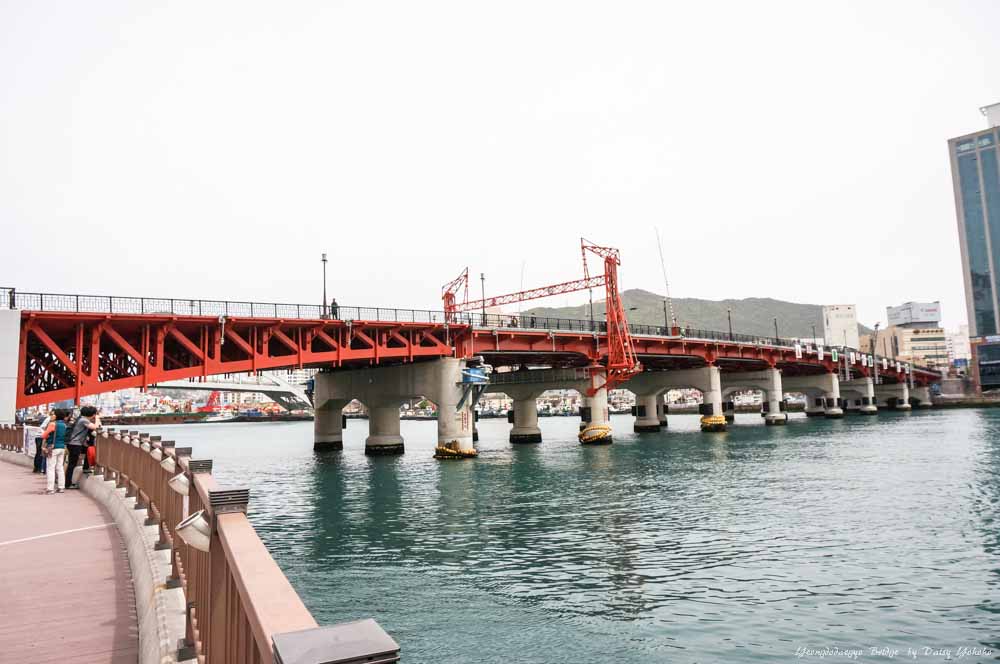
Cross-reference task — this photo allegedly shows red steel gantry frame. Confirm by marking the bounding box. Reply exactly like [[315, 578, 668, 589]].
[[442, 239, 641, 393]]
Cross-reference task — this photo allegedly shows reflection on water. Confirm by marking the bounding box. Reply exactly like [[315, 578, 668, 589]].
[[143, 409, 1000, 662]]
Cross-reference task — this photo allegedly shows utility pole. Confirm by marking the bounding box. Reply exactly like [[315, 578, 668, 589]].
[[321, 253, 328, 320], [480, 273, 486, 323], [727, 308, 733, 340]]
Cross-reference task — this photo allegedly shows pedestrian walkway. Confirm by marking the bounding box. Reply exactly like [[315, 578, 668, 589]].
[[0, 460, 138, 663]]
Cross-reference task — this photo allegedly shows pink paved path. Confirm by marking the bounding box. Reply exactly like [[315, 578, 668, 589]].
[[0, 460, 139, 663]]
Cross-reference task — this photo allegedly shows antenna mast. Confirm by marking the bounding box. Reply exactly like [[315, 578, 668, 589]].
[[655, 228, 677, 326]]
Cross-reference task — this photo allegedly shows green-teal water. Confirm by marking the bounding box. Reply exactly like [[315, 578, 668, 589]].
[[144, 410, 1000, 662]]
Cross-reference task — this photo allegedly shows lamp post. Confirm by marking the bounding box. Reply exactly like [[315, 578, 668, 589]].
[[480, 273, 486, 323], [664, 300, 670, 333], [811, 324, 817, 344], [727, 308, 733, 340], [872, 322, 881, 385], [773, 317, 779, 342], [321, 253, 328, 319]]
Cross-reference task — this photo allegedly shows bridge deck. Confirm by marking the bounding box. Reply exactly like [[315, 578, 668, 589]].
[[0, 460, 138, 663]]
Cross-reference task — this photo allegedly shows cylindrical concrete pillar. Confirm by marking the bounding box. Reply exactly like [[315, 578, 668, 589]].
[[314, 401, 345, 451], [437, 402, 475, 453], [510, 397, 542, 443], [804, 395, 825, 417], [910, 386, 933, 408], [366, 404, 404, 455], [633, 394, 661, 433], [580, 371, 612, 444], [657, 394, 668, 428], [700, 365, 726, 432]]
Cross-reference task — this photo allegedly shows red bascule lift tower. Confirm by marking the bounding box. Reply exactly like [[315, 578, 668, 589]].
[[442, 239, 641, 394]]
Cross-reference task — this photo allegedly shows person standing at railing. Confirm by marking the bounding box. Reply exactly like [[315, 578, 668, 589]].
[[39, 409, 68, 494], [330, 298, 339, 320], [33, 410, 53, 474], [65, 406, 100, 490]]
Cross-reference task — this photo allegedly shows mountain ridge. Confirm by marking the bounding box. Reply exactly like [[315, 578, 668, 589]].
[[523, 289, 871, 339]]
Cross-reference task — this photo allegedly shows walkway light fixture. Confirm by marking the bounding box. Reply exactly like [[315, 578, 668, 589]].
[[168, 472, 190, 496], [321, 253, 329, 319], [175, 510, 211, 552], [160, 455, 176, 473], [150, 446, 162, 461]]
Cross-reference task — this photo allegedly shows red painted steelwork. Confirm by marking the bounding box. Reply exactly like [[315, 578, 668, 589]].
[[15, 312, 937, 408], [17, 312, 458, 409]]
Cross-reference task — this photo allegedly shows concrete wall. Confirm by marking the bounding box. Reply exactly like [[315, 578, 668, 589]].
[[0, 309, 19, 425]]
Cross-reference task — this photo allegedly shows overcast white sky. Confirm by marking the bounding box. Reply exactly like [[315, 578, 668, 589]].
[[2, 1, 998, 330]]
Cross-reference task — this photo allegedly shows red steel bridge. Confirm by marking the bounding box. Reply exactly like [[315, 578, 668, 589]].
[[3, 288, 939, 410]]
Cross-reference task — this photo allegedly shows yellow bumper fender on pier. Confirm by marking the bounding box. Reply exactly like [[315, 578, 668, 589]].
[[700, 415, 727, 432], [434, 441, 478, 459], [578, 424, 612, 445]]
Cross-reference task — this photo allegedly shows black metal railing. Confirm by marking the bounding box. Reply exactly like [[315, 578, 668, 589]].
[[1, 287, 937, 374], [1, 287, 448, 323]]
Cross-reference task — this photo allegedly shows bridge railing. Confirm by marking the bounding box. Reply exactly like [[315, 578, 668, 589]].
[[0, 424, 26, 453], [1, 287, 448, 323], [93, 428, 398, 664]]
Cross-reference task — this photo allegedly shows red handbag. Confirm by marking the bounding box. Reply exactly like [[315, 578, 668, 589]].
[[86, 445, 96, 466]]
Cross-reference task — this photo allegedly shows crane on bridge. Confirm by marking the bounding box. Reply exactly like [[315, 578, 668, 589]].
[[442, 239, 641, 394]]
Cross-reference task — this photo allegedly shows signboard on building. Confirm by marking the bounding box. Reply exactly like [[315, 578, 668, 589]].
[[817, 345, 824, 361], [887, 301, 941, 326], [794, 343, 802, 359]]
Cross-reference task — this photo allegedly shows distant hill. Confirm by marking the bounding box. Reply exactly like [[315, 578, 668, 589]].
[[524, 289, 871, 340]]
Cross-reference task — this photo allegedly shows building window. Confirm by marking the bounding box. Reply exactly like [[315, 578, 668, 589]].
[[980, 134, 995, 147], [959, 153, 997, 335], [957, 140, 977, 153], [981, 148, 1000, 325]]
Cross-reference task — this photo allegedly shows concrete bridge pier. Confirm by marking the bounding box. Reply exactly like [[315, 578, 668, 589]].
[[657, 395, 668, 428], [626, 366, 725, 432], [505, 387, 544, 443], [783, 373, 842, 418], [311, 357, 476, 459], [841, 377, 878, 415], [875, 383, 912, 411], [909, 385, 933, 408], [804, 397, 825, 417], [762, 367, 787, 426], [313, 397, 349, 451], [633, 393, 662, 433], [579, 370, 612, 444], [366, 402, 405, 455], [720, 368, 786, 426], [722, 400, 736, 425]]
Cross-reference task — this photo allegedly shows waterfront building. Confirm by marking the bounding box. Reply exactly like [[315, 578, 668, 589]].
[[949, 102, 1000, 391], [947, 324, 972, 367], [859, 302, 947, 371], [822, 304, 859, 349]]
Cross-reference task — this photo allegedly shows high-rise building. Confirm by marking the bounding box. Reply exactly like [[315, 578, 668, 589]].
[[821, 304, 859, 349], [949, 102, 1000, 391]]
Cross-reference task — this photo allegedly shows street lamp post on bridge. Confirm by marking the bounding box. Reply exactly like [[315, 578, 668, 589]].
[[321, 253, 329, 320]]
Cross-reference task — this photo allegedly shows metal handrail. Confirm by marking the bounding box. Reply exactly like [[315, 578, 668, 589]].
[[91, 428, 395, 664]]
